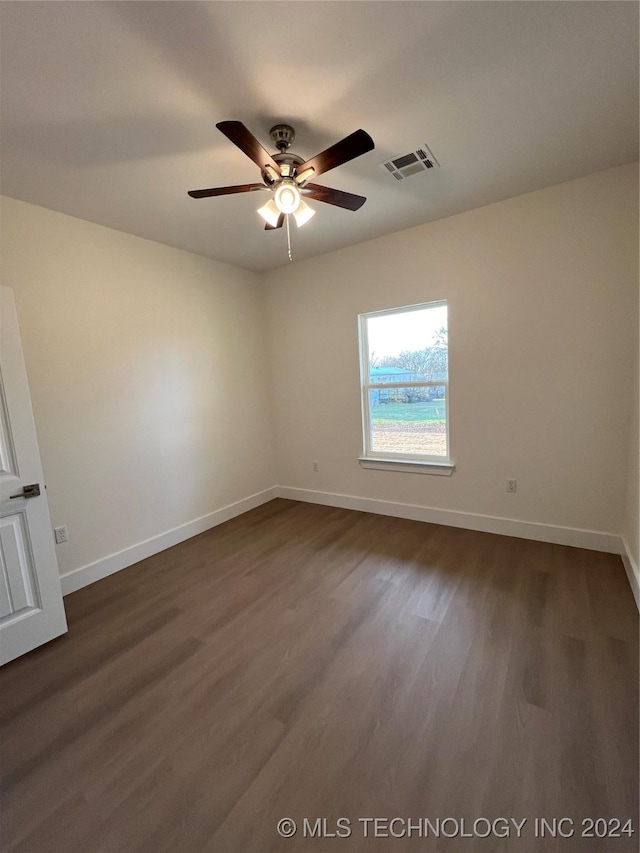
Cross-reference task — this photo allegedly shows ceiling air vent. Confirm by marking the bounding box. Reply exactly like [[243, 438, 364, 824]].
[[381, 144, 440, 181]]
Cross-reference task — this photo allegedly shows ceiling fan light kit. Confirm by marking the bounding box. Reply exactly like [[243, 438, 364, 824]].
[[188, 121, 374, 257]]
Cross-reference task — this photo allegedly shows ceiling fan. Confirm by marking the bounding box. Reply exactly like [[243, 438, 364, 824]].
[[188, 121, 375, 230]]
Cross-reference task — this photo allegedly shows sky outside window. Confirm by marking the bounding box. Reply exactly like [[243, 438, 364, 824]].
[[367, 304, 447, 360]]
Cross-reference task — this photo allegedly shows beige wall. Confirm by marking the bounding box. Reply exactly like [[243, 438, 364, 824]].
[[623, 308, 639, 578], [1, 197, 276, 577], [2, 164, 637, 585], [265, 164, 638, 538]]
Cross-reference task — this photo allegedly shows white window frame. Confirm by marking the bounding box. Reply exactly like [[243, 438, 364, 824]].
[[358, 300, 454, 475]]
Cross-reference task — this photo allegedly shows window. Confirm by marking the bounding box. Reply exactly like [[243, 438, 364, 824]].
[[358, 301, 452, 473]]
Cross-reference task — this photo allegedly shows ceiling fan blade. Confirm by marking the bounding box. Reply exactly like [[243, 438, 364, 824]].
[[188, 183, 265, 198], [216, 121, 281, 175], [264, 213, 285, 231], [304, 184, 367, 211], [297, 129, 374, 179]]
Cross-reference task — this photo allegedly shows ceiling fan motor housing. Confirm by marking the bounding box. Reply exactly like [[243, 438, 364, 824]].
[[260, 125, 303, 186], [262, 151, 305, 187]]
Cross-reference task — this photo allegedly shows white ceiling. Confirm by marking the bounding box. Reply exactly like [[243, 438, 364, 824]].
[[1, 1, 638, 273]]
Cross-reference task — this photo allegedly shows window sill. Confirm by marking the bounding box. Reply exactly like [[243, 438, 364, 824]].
[[358, 457, 455, 476]]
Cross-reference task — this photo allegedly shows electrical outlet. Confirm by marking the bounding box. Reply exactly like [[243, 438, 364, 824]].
[[312, 461, 319, 472], [506, 479, 517, 493], [54, 525, 68, 544]]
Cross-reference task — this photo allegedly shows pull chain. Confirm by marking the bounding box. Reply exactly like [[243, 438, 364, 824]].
[[286, 214, 293, 262]]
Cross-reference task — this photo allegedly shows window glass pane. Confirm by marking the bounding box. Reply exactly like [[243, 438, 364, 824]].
[[367, 304, 448, 383], [369, 386, 447, 457]]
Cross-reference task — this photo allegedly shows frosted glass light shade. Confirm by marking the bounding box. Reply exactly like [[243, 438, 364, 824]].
[[257, 199, 281, 227], [293, 200, 315, 227]]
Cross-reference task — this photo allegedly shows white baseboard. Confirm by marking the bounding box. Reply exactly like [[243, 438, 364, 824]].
[[60, 484, 634, 605], [276, 486, 624, 555], [60, 487, 279, 596], [621, 538, 640, 611]]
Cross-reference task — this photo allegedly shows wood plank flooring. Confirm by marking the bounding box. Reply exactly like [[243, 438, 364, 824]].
[[1, 499, 638, 852]]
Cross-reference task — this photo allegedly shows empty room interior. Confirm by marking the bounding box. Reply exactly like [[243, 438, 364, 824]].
[[0, 2, 639, 851]]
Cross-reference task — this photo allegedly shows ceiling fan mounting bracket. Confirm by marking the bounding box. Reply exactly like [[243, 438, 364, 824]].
[[269, 124, 296, 152]]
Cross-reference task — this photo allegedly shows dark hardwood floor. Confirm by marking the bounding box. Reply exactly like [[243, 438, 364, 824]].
[[1, 499, 638, 852]]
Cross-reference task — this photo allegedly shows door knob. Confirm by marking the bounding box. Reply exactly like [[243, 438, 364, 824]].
[[10, 483, 41, 499]]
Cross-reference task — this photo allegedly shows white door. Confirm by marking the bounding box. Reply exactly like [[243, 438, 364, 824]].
[[0, 287, 67, 665]]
